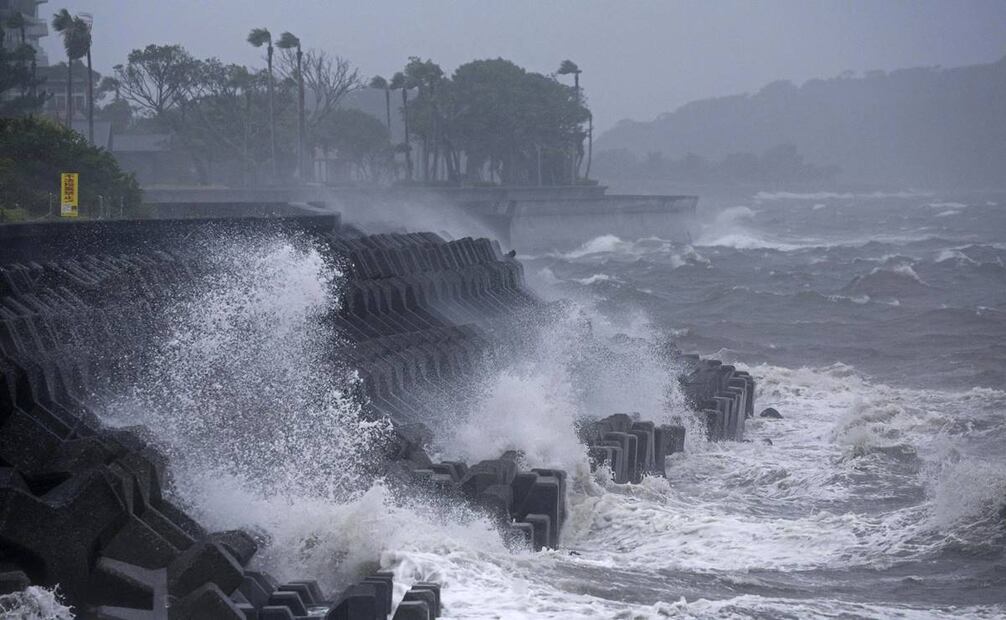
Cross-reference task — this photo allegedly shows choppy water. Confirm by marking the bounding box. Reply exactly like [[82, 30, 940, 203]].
[[506, 190, 1006, 618], [19, 191, 1004, 619]]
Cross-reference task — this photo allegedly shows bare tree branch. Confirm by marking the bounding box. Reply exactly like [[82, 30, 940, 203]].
[[278, 49, 362, 130]]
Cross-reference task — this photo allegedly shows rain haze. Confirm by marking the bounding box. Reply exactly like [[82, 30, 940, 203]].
[[3, 1, 1006, 619]]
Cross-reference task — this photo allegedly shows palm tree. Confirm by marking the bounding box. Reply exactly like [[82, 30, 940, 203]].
[[557, 59, 583, 183], [277, 31, 305, 181], [557, 59, 581, 98], [79, 14, 95, 144], [370, 75, 392, 133], [390, 71, 412, 181], [52, 9, 90, 130], [247, 27, 277, 180]]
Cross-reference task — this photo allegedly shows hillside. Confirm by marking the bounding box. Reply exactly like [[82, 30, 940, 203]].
[[594, 55, 1006, 188]]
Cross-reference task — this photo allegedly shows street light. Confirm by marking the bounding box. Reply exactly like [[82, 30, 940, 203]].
[[277, 32, 305, 182]]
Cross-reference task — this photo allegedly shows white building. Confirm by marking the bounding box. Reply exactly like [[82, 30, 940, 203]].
[[1, 0, 49, 67]]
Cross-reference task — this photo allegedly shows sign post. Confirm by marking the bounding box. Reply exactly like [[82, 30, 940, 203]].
[[60, 172, 78, 218]]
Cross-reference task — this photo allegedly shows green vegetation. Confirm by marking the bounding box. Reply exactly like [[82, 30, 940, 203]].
[[0, 116, 141, 218], [387, 57, 590, 185], [4, 10, 592, 189]]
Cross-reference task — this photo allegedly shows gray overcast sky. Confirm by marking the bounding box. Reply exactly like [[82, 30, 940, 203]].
[[42, 0, 1006, 131]]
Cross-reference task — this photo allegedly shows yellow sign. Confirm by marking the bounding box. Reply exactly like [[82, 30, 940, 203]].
[[60, 172, 78, 217]]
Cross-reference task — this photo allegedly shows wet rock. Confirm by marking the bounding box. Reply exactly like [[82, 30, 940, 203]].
[[760, 407, 783, 419]]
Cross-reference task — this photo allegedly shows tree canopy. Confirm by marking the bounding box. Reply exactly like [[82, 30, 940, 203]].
[[406, 57, 589, 184], [0, 116, 141, 218]]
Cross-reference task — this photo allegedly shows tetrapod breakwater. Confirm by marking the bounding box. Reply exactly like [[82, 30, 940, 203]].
[[0, 215, 754, 619]]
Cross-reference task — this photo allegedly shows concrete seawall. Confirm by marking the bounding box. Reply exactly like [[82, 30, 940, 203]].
[[141, 185, 698, 251], [0, 215, 750, 618]]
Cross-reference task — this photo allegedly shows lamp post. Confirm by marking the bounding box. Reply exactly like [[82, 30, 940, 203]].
[[247, 28, 277, 181], [278, 32, 306, 182]]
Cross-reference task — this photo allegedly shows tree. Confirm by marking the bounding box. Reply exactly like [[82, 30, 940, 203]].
[[557, 59, 585, 180], [402, 57, 444, 181], [557, 59, 581, 97], [278, 49, 361, 132], [51, 9, 90, 129], [81, 14, 95, 144], [369, 75, 391, 133], [276, 32, 305, 180], [315, 108, 393, 181], [176, 59, 277, 185], [0, 116, 141, 218], [448, 58, 589, 185], [247, 27, 277, 179], [389, 71, 413, 180], [112, 44, 195, 120]]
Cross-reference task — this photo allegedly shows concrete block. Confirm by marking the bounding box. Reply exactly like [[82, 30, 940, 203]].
[[411, 582, 441, 616], [167, 541, 244, 598], [402, 588, 437, 618], [257, 606, 296, 620], [266, 590, 308, 616], [168, 583, 244, 620], [393, 600, 430, 620], [327, 582, 378, 620], [522, 513, 552, 550], [208, 530, 258, 567]]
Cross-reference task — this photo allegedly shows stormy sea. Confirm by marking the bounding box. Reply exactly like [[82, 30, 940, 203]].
[[7, 190, 1004, 620]]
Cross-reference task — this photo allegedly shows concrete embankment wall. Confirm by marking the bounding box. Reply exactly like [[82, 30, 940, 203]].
[[0, 215, 750, 618], [141, 185, 699, 251]]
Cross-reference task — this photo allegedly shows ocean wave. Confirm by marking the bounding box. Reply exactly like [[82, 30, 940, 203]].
[[934, 248, 978, 265], [695, 232, 805, 251], [573, 273, 617, 285], [754, 190, 933, 202], [843, 262, 929, 297]]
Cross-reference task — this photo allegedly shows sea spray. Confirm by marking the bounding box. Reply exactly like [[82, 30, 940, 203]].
[[96, 233, 414, 593], [0, 587, 74, 620]]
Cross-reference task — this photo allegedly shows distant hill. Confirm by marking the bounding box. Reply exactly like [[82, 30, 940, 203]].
[[594, 55, 1006, 188]]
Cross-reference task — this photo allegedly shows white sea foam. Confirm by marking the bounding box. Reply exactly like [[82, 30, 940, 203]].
[[0, 587, 74, 620], [755, 190, 932, 202], [573, 273, 616, 285], [935, 209, 962, 217], [935, 248, 977, 265]]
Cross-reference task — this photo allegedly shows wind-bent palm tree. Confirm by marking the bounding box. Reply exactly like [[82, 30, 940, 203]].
[[52, 9, 90, 130], [247, 27, 277, 179], [557, 59, 581, 98], [558, 59, 584, 183], [79, 14, 95, 144], [277, 32, 305, 181], [390, 71, 412, 181], [370, 75, 392, 133]]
